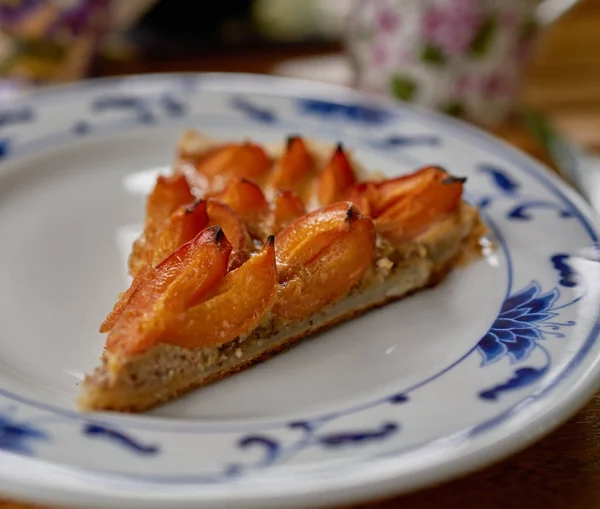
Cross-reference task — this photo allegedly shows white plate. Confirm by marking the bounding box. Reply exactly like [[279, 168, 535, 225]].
[[1, 73, 599, 509]]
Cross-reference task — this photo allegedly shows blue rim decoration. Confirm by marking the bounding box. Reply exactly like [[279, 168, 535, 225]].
[[0, 74, 599, 487]]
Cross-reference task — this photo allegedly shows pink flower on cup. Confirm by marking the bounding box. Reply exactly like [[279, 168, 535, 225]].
[[480, 72, 514, 100], [515, 37, 535, 65], [397, 48, 414, 66], [377, 5, 400, 32], [500, 9, 520, 29], [421, 0, 484, 56], [456, 74, 473, 94], [371, 42, 387, 66]]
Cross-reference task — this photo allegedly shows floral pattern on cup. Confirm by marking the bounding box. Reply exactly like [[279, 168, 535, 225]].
[[346, 0, 541, 126], [422, 0, 486, 58]]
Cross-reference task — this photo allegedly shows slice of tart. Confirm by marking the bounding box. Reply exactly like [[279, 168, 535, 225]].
[[78, 131, 488, 412]]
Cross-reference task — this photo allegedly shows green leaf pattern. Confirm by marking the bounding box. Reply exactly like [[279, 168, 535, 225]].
[[390, 75, 418, 102]]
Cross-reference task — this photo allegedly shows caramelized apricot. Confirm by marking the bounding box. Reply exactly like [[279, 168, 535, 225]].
[[193, 143, 271, 189], [274, 202, 375, 321], [316, 144, 357, 205], [275, 202, 358, 269], [106, 227, 232, 354], [212, 178, 269, 237], [100, 268, 149, 333], [129, 174, 195, 276], [375, 166, 455, 214], [374, 168, 464, 243], [206, 200, 253, 269], [145, 174, 195, 224], [166, 237, 277, 349], [268, 136, 314, 194], [151, 200, 209, 266], [271, 189, 306, 235], [343, 167, 465, 244], [344, 181, 378, 217], [102, 228, 217, 333]]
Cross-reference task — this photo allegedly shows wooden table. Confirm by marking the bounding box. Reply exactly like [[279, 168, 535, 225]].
[[3, 1, 600, 508]]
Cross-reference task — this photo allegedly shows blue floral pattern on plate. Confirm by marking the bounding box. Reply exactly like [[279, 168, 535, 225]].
[[297, 98, 394, 125], [0, 409, 47, 455], [478, 282, 574, 366]]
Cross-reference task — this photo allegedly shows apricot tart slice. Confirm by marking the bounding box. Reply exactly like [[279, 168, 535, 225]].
[[79, 131, 488, 412]]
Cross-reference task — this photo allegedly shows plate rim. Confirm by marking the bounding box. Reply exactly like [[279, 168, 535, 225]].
[[1, 71, 600, 508]]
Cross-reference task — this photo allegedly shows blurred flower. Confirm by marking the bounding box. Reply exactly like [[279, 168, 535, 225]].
[[371, 42, 386, 66], [377, 4, 399, 32], [421, 0, 484, 56], [480, 72, 513, 99]]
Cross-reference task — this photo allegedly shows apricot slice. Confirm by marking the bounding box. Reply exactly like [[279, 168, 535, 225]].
[[316, 144, 357, 205], [275, 202, 358, 269], [151, 200, 209, 266], [145, 174, 195, 225], [212, 178, 269, 237], [206, 199, 253, 269], [344, 181, 378, 217], [375, 166, 457, 214], [193, 143, 272, 188], [106, 226, 232, 354], [101, 227, 217, 334], [374, 168, 464, 243], [274, 202, 375, 321], [166, 237, 277, 349], [268, 136, 314, 194], [342, 166, 465, 243], [129, 174, 195, 277], [100, 268, 149, 333], [271, 189, 306, 235]]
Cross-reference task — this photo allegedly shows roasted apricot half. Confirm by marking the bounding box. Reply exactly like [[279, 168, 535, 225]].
[[268, 136, 314, 195], [151, 200, 209, 266], [206, 199, 253, 269], [271, 189, 306, 235], [106, 226, 232, 355], [193, 142, 272, 189], [212, 178, 269, 238], [373, 167, 464, 243], [129, 174, 195, 277], [166, 236, 277, 349], [344, 166, 465, 244], [344, 181, 378, 217], [316, 144, 357, 206], [273, 202, 375, 321]]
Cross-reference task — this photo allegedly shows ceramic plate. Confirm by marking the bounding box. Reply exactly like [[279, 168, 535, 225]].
[[1, 73, 600, 509]]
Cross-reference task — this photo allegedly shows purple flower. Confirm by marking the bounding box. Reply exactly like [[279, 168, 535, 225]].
[[421, 0, 484, 56]]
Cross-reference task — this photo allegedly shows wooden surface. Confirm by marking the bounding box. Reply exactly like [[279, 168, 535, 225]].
[[3, 1, 600, 508]]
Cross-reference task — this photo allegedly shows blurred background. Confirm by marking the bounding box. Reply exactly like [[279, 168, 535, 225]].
[[0, 0, 598, 186]]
